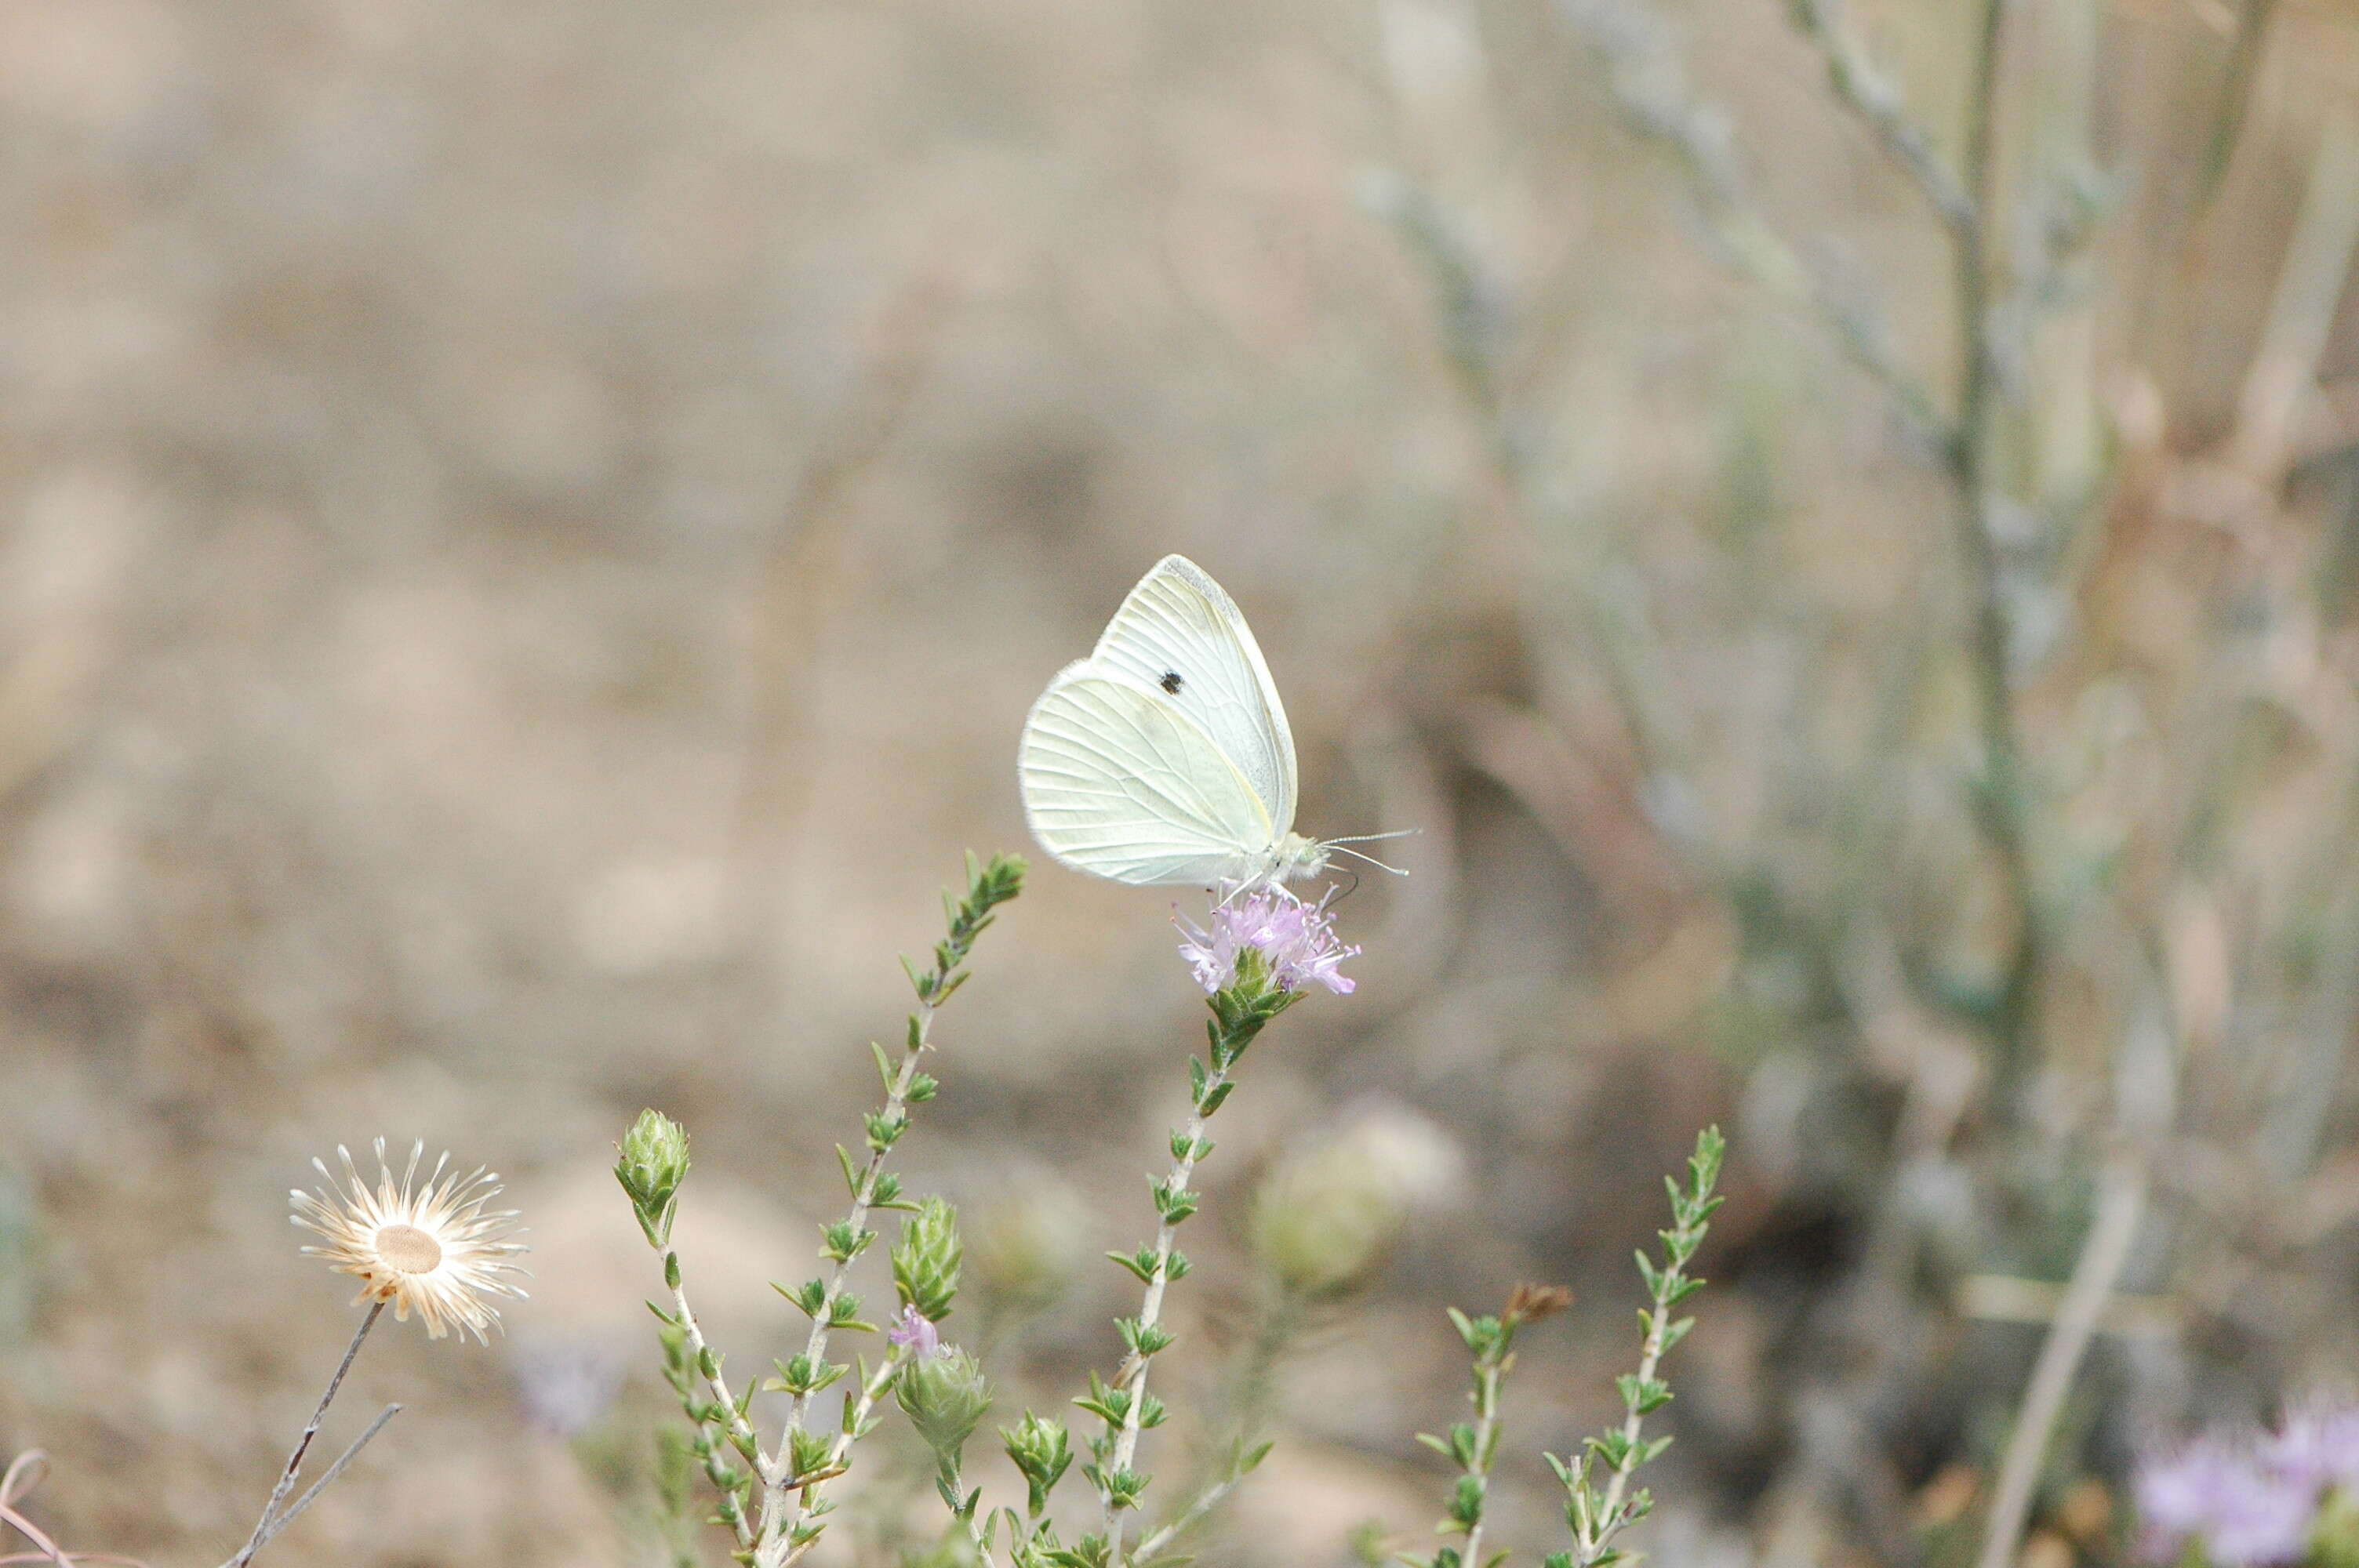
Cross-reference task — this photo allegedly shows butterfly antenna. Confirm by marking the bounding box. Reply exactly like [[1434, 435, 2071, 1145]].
[[1325, 843, 1409, 877], [1322, 829, 1421, 846]]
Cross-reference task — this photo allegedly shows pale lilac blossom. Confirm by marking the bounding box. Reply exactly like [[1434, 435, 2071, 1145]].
[[2264, 1403, 2359, 1496], [1176, 886, 1359, 996], [888, 1304, 942, 1360], [510, 1340, 624, 1436], [2135, 1435, 2316, 1566]]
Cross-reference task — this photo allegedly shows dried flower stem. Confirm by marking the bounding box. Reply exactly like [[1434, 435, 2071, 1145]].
[[0, 1454, 67, 1568], [1973, 1156, 2146, 1568], [2, 1450, 146, 1568], [248, 1404, 402, 1556], [222, 1301, 388, 1568]]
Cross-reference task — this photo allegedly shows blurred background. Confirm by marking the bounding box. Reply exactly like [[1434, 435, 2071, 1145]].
[[2, 1, 2356, 1564]]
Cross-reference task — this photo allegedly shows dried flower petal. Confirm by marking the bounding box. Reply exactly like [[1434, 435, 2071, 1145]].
[[291, 1138, 529, 1345]]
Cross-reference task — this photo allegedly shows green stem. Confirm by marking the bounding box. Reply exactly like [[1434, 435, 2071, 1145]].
[[753, 853, 1021, 1567], [669, 1265, 764, 1550], [1946, 0, 2040, 1114], [1095, 970, 1293, 1566], [1101, 1062, 1227, 1563], [758, 1018, 936, 1560], [1458, 1345, 1509, 1568], [1573, 1300, 1672, 1565]]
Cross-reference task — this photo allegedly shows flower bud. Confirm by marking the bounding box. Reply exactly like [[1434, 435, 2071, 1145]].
[[615, 1109, 691, 1247], [999, 1410, 1074, 1516], [893, 1196, 964, 1323], [896, 1345, 994, 1480], [1251, 1104, 1463, 1298]]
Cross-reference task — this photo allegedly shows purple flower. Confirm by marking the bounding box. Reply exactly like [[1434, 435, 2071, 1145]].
[[2135, 1437, 2314, 1566], [509, 1340, 624, 1437], [2265, 1403, 2359, 1495], [1176, 886, 1360, 996], [888, 1304, 942, 1361]]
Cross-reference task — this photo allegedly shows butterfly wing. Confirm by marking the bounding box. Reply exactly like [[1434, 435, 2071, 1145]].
[[1084, 555, 1299, 836], [1019, 669, 1273, 887]]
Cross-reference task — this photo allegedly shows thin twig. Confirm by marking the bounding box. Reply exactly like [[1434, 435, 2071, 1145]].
[[250, 1405, 402, 1552], [0, 1453, 67, 1568], [1974, 1157, 2147, 1568], [2229, 113, 2359, 481], [1565, 0, 2034, 1057], [1557, 0, 1954, 450], [0, 1452, 144, 1568], [1786, 0, 1977, 232], [2142, 0, 2282, 394], [222, 1299, 385, 1568], [1946, 0, 2044, 1114], [2194, 0, 2281, 223], [1132, 1472, 1248, 1563]]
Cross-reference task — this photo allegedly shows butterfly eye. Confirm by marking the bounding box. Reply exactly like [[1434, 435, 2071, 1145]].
[[1160, 670, 1184, 695]]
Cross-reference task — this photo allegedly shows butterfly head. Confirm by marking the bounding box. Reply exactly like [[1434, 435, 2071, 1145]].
[[1273, 833, 1332, 883]]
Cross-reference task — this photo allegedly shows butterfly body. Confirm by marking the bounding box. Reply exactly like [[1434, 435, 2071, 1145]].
[[1019, 554, 1334, 890]]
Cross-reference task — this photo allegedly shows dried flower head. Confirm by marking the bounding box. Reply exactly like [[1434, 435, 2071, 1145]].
[[1176, 884, 1360, 996], [1504, 1282, 1574, 1325], [291, 1139, 528, 1344], [1250, 1103, 1466, 1297]]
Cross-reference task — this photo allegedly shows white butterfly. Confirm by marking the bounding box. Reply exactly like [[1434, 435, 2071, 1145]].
[[1019, 554, 1351, 890]]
